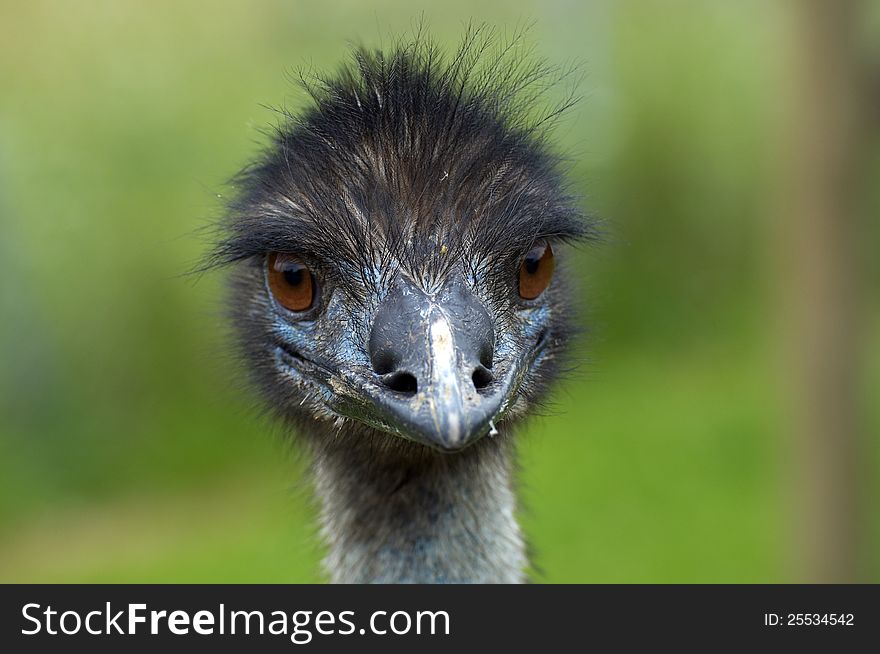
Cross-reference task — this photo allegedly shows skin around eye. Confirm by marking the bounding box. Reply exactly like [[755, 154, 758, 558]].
[[267, 252, 315, 312], [518, 243, 554, 300]]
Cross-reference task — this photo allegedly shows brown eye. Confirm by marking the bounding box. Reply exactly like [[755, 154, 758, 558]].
[[267, 253, 315, 312], [518, 243, 554, 300]]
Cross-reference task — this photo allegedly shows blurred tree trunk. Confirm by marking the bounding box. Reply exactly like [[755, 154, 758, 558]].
[[777, 0, 871, 582]]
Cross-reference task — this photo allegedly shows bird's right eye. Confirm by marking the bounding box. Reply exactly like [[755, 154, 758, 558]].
[[267, 253, 315, 312]]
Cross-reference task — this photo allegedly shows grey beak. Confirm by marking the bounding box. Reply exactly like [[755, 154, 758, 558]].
[[366, 278, 501, 451]]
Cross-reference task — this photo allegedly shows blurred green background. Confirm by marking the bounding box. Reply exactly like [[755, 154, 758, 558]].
[[1, 0, 878, 583]]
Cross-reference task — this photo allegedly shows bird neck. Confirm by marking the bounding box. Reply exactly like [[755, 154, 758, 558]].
[[311, 436, 526, 583]]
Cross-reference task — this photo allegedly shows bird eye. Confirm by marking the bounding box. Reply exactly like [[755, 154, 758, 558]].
[[267, 253, 315, 312], [518, 242, 554, 300]]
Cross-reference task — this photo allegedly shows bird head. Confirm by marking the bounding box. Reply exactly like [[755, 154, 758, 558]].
[[214, 34, 590, 453]]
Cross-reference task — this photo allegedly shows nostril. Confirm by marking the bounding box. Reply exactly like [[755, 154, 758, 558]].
[[384, 371, 418, 395], [472, 366, 494, 391]]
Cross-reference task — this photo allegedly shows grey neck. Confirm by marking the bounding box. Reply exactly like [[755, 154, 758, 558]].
[[311, 436, 526, 583]]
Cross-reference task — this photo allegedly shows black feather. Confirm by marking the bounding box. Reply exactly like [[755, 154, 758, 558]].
[[210, 26, 594, 292]]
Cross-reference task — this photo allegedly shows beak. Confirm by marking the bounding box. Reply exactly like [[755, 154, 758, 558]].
[[363, 278, 505, 451]]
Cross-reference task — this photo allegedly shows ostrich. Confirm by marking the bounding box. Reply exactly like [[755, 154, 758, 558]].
[[212, 31, 590, 583]]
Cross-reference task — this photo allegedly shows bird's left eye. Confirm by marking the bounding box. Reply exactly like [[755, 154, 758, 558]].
[[518, 242, 554, 300], [267, 253, 315, 312]]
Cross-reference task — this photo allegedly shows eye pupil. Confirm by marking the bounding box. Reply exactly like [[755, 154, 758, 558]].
[[524, 257, 540, 275], [283, 266, 304, 287]]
